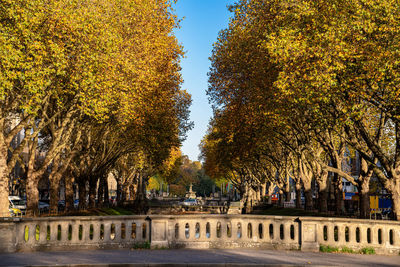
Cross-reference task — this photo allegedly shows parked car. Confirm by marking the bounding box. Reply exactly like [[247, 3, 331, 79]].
[[39, 201, 49, 213], [8, 196, 26, 215], [181, 198, 198, 206], [9, 206, 22, 217]]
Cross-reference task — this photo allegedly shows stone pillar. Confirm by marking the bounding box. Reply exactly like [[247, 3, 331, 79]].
[[115, 222, 121, 242], [151, 218, 167, 248], [39, 222, 48, 244], [0, 220, 17, 252], [71, 223, 80, 243], [300, 219, 319, 252]]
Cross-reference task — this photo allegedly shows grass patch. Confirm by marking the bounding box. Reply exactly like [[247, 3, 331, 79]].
[[360, 247, 376, 255], [320, 245, 339, 253], [320, 245, 376, 255], [100, 207, 134, 215], [341, 246, 355, 253], [132, 241, 150, 249]]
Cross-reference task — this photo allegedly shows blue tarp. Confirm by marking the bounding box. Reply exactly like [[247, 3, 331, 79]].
[[344, 192, 355, 200], [379, 198, 392, 209]]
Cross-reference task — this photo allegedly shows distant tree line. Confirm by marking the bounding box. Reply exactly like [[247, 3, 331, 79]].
[[148, 153, 220, 198]]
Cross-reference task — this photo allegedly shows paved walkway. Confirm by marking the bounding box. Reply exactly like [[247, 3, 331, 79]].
[[0, 249, 399, 267]]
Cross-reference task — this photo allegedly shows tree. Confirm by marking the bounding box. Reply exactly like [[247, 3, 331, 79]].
[[205, 0, 400, 220], [0, 0, 191, 215]]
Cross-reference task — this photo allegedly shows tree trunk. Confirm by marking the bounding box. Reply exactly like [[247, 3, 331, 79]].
[[304, 188, 313, 211], [392, 190, 400, 221], [116, 178, 122, 204], [359, 189, 370, 219], [255, 186, 261, 202], [78, 179, 86, 210], [319, 189, 328, 213], [65, 174, 74, 211], [0, 136, 9, 216], [388, 179, 400, 221], [317, 170, 329, 213], [104, 175, 109, 207], [88, 176, 97, 208], [285, 190, 291, 202], [358, 171, 371, 219], [122, 183, 129, 202], [295, 182, 302, 209], [299, 159, 313, 210], [129, 185, 135, 200], [334, 173, 344, 215], [133, 174, 148, 214], [261, 182, 266, 202], [303, 176, 314, 211], [97, 176, 104, 206], [278, 190, 284, 207], [49, 174, 61, 213], [266, 195, 271, 204], [26, 172, 40, 216], [357, 157, 372, 218], [265, 182, 274, 205]]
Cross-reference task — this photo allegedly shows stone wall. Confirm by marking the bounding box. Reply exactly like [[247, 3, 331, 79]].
[[1, 215, 399, 255]]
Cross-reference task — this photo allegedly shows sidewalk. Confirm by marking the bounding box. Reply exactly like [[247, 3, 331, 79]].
[[0, 249, 399, 267]]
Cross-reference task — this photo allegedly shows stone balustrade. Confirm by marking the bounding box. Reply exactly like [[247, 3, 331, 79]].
[[0, 215, 399, 255], [154, 215, 299, 250], [0, 215, 150, 252], [308, 217, 400, 254]]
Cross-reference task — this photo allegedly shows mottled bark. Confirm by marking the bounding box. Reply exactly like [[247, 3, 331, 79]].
[[25, 136, 40, 216], [104, 176, 109, 206], [334, 173, 344, 215], [392, 190, 400, 221], [304, 188, 313, 211], [88, 176, 97, 208], [255, 186, 261, 202], [65, 174, 74, 211], [285, 190, 291, 202], [78, 180, 86, 210], [49, 174, 62, 212], [357, 157, 372, 218], [386, 179, 400, 221], [264, 182, 274, 205], [359, 189, 370, 219], [260, 182, 266, 202], [241, 184, 251, 214], [299, 158, 313, 210], [278, 189, 284, 207], [317, 170, 329, 213], [318, 189, 328, 213], [295, 182, 302, 209], [0, 135, 9, 216], [129, 185, 134, 200], [26, 172, 40, 216], [133, 173, 148, 214], [116, 178, 122, 204], [97, 176, 104, 206]]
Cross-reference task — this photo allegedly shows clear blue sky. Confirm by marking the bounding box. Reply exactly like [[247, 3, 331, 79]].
[[173, 0, 235, 161]]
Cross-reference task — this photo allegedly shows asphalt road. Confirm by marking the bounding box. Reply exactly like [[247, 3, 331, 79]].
[[0, 249, 399, 267]]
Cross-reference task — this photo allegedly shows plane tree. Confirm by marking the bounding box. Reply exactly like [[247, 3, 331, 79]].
[[0, 0, 191, 215]]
